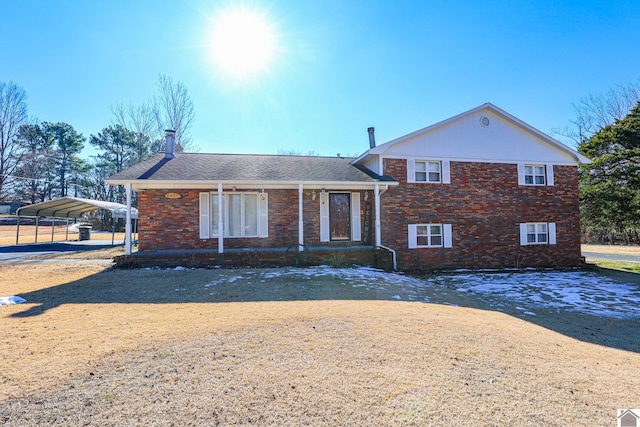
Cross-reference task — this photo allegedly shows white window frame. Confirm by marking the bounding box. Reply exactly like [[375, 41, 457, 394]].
[[520, 222, 556, 246], [407, 159, 451, 184], [408, 223, 453, 249], [415, 161, 441, 183], [200, 192, 268, 239], [518, 163, 554, 186]]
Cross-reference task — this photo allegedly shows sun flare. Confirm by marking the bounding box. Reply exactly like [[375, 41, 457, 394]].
[[207, 6, 277, 83]]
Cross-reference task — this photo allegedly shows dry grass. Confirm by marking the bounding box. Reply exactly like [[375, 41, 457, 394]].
[[1, 260, 639, 425], [582, 243, 640, 256]]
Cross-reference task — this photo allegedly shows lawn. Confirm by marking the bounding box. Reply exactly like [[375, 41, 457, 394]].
[[1, 252, 639, 425]]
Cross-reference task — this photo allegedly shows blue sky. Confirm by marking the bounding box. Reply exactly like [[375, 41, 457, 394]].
[[1, 0, 639, 158]]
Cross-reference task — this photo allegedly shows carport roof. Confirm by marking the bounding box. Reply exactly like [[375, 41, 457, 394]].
[[16, 197, 138, 219]]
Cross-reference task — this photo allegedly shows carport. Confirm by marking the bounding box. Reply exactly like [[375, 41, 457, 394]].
[[15, 197, 138, 245]]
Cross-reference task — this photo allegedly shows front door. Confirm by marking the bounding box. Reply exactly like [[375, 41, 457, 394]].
[[329, 193, 350, 240]]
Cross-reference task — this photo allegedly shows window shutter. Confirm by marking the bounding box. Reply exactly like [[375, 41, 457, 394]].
[[517, 163, 525, 185], [443, 224, 453, 248], [320, 191, 329, 242], [548, 222, 556, 244], [546, 164, 555, 186], [519, 223, 528, 246], [258, 193, 269, 238], [351, 192, 361, 241], [442, 161, 451, 184], [408, 224, 417, 249], [199, 192, 210, 239], [407, 159, 416, 183]]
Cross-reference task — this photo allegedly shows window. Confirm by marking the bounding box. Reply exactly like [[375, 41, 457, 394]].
[[527, 223, 547, 244], [519, 222, 556, 246], [200, 192, 268, 239], [415, 161, 441, 183], [417, 224, 442, 247], [524, 165, 546, 185], [408, 224, 452, 248]]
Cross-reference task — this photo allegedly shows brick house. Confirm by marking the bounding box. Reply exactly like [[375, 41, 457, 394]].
[[106, 103, 590, 270]]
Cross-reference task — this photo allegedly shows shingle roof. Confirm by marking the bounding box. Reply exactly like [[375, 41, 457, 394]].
[[107, 153, 395, 184]]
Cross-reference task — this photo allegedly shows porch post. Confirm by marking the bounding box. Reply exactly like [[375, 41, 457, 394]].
[[15, 215, 20, 245], [218, 183, 224, 253], [374, 184, 381, 247], [35, 216, 39, 243], [125, 182, 132, 255], [51, 217, 55, 241], [298, 184, 304, 250]]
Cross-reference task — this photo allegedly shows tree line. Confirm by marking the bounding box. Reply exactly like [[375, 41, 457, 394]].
[[0, 75, 195, 210]]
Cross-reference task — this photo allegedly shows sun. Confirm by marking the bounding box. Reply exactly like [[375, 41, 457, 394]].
[[207, 5, 278, 83]]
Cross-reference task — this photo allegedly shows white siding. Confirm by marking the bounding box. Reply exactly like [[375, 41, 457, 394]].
[[382, 111, 577, 165]]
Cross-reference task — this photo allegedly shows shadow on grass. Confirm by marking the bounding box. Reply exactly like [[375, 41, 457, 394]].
[[8, 266, 640, 354]]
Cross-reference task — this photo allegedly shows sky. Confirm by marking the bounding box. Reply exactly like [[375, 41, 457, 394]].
[[1, 0, 639, 159]]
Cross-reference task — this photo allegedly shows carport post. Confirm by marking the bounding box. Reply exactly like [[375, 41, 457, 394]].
[[65, 218, 69, 241], [34, 216, 39, 243], [111, 214, 115, 245], [125, 183, 132, 255], [15, 215, 20, 245], [51, 217, 55, 242]]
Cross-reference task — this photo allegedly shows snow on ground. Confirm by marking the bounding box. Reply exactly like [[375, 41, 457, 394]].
[[0, 296, 27, 306], [202, 266, 640, 319], [447, 271, 640, 318]]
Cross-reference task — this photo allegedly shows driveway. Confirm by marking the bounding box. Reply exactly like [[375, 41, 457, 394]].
[[582, 251, 640, 263], [0, 241, 119, 264]]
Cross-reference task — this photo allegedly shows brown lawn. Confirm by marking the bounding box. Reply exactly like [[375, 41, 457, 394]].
[[582, 243, 640, 256], [1, 254, 639, 425]]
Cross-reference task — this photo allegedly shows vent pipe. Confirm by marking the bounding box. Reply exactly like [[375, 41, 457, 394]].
[[164, 129, 176, 159], [367, 127, 376, 149]]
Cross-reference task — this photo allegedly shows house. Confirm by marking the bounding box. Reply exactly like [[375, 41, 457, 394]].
[[106, 103, 590, 270]]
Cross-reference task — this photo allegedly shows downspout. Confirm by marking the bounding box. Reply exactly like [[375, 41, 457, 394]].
[[374, 184, 396, 270]]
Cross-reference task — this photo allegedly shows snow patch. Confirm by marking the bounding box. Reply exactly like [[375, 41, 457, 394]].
[[0, 296, 27, 306]]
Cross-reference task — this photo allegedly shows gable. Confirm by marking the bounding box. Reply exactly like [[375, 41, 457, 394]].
[[357, 103, 590, 166]]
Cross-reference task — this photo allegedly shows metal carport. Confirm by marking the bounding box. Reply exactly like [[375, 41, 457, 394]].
[[15, 197, 138, 245]]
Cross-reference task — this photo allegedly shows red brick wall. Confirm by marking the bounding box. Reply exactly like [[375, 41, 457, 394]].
[[137, 189, 366, 252], [381, 159, 582, 270]]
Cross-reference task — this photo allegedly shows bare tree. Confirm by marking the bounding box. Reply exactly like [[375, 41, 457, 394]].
[[0, 81, 29, 200], [154, 74, 196, 152], [554, 78, 640, 146], [111, 101, 162, 161]]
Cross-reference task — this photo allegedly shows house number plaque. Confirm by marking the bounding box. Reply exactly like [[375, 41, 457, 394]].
[[165, 192, 182, 199]]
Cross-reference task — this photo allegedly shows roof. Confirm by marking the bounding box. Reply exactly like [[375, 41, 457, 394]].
[[106, 153, 396, 188], [353, 102, 591, 165], [17, 197, 138, 219]]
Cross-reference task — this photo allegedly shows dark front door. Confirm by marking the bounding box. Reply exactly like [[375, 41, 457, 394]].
[[329, 193, 350, 240]]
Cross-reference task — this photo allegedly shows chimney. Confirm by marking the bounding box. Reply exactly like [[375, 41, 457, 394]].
[[164, 129, 176, 159], [367, 127, 376, 149]]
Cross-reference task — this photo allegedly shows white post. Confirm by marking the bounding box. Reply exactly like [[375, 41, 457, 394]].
[[374, 184, 381, 247], [298, 184, 304, 250], [218, 183, 224, 253], [125, 183, 132, 255]]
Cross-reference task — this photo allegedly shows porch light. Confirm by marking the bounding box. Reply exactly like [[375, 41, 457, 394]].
[[364, 191, 369, 201], [260, 188, 266, 200], [232, 186, 237, 192], [312, 190, 316, 201], [321, 188, 326, 195]]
